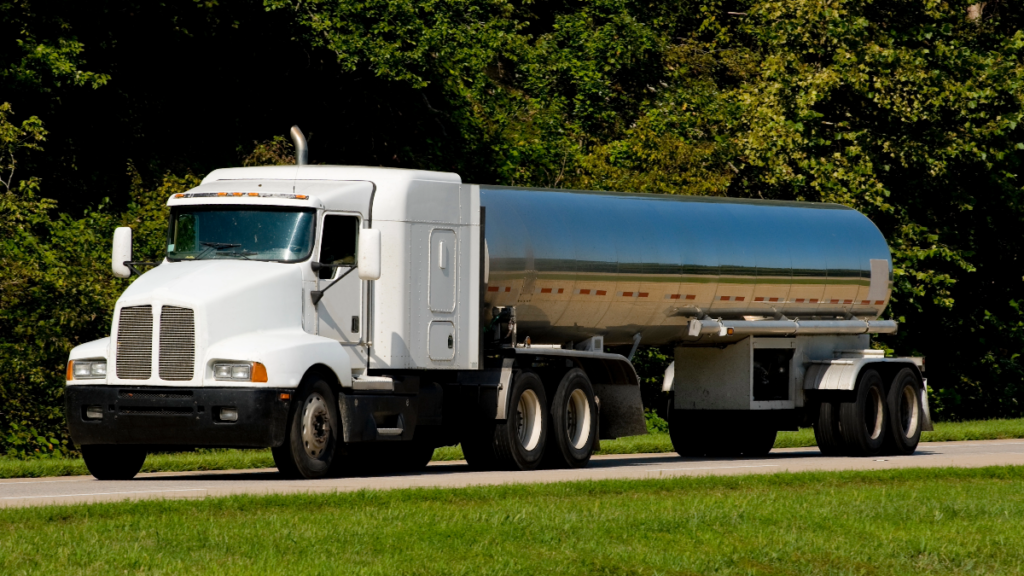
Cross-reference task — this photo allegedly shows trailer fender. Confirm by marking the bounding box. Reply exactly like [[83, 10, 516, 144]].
[[805, 358, 932, 431], [506, 348, 647, 439], [204, 329, 351, 388]]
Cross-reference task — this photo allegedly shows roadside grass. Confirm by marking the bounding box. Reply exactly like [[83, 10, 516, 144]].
[[3, 418, 1023, 479], [3, 466, 1024, 574]]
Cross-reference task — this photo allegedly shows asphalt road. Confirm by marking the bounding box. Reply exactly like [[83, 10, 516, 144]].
[[2, 439, 1023, 509]]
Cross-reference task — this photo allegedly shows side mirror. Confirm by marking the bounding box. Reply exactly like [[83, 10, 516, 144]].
[[358, 228, 381, 281], [112, 227, 133, 278]]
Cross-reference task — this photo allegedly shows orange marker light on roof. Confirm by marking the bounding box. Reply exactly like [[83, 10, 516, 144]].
[[247, 192, 259, 197], [232, 192, 243, 197], [295, 195, 308, 200], [174, 193, 184, 198], [217, 192, 227, 197]]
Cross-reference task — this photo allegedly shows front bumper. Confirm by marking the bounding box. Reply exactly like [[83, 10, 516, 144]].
[[65, 386, 291, 448]]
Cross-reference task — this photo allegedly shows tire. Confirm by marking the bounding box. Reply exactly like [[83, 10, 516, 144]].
[[492, 371, 549, 470], [669, 410, 709, 457], [544, 369, 599, 468], [839, 369, 889, 457], [80, 445, 147, 480], [272, 374, 340, 479], [884, 368, 923, 455], [813, 401, 846, 456], [738, 428, 777, 457], [395, 438, 436, 472]]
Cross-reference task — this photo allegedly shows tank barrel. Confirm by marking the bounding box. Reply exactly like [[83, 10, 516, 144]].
[[480, 187, 893, 346]]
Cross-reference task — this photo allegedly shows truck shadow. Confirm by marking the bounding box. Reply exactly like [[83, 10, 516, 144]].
[[133, 448, 863, 482]]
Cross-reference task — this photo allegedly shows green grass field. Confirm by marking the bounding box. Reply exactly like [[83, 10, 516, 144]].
[[3, 417, 1023, 480], [3, 466, 1024, 574]]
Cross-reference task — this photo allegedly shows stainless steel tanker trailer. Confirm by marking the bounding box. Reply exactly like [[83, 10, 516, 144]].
[[64, 129, 930, 480]]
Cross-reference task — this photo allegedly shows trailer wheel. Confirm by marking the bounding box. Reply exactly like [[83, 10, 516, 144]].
[[738, 428, 777, 457], [492, 371, 549, 470], [272, 375, 340, 479], [813, 401, 846, 456], [669, 410, 705, 457], [838, 369, 888, 457], [544, 369, 598, 468], [884, 368, 923, 455], [80, 445, 147, 480]]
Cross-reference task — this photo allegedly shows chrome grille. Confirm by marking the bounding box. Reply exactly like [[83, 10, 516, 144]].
[[116, 306, 153, 380], [159, 306, 195, 381]]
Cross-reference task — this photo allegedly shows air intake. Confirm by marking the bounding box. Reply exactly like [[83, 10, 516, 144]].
[[159, 306, 196, 381], [115, 306, 153, 380]]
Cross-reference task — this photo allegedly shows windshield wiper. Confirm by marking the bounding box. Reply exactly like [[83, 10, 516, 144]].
[[217, 251, 257, 260], [195, 241, 243, 260]]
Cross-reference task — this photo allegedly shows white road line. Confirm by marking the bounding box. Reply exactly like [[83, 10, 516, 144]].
[[646, 464, 780, 472], [919, 441, 1024, 448], [1, 488, 208, 501]]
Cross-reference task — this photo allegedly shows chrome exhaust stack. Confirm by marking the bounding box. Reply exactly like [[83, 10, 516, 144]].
[[290, 125, 308, 165]]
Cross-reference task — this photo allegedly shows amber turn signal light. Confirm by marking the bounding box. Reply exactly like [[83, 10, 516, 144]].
[[252, 362, 268, 383]]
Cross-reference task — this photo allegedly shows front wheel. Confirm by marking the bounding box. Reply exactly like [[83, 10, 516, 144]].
[[272, 375, 340, 479], [81, 445, 147, 480]]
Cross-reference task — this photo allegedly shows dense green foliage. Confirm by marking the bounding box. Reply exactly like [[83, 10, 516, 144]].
[[4, 467, 1024, 573], [1, 0, 1023, 455]]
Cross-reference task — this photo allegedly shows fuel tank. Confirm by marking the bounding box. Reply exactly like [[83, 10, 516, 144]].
[[480, 186, 892, 346]]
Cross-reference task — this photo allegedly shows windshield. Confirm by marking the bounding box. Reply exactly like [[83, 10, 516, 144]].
[[167, 206, 316, 262]]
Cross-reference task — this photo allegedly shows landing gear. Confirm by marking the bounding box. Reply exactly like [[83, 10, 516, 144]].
[[273, 374, 340, 479], [668, 411, 776, 458], [81, 445, 147, 480]]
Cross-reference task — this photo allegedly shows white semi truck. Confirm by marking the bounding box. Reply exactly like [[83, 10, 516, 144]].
[[65, 128, 930, 480]]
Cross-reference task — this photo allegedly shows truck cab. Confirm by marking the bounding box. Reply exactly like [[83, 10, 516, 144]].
[[66, 165, 488, 478]]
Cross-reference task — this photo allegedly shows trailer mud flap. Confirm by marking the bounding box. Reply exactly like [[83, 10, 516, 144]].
[[592, 384, 647, 440]]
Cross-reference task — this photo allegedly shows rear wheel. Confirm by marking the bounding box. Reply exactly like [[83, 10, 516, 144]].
[[813, 401, 846, 456], [884, 368, 923, 455], [272, 375, 340, 479], [493, 372, 549, 470], [839, 369, 888, 457], [81, 445, 147, 480], [545, 369, 598, 468]]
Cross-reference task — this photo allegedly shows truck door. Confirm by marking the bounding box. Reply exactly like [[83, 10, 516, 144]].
[[316, 213, 365, 365], [427, 228, 458, 361]]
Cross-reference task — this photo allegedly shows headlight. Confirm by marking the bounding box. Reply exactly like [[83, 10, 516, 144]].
[[68, 360, 107, 380], [213, 362, 267, 382]]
